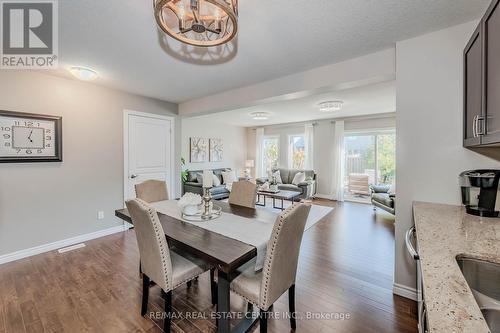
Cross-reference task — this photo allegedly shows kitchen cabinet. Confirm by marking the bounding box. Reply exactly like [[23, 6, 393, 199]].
[[483, 0, 500, 145], [464, 0, 500, 147], [464, 24, 483, 147]]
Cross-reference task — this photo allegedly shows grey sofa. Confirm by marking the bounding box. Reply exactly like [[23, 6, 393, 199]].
[[371, 185, 395, 215], [256, 168, 316, 200], [183, 168, 231, 200]]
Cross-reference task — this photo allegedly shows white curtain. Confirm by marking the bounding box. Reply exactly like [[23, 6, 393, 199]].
[[331, 120, 345, 201], [255, 128, 265, 178], [304, 124, 314, 170]]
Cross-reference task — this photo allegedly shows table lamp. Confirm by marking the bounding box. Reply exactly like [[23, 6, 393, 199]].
[[244, 160, 255, 178]]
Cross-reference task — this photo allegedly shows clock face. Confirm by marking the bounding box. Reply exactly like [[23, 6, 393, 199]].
[[0, 114, 59, 159]]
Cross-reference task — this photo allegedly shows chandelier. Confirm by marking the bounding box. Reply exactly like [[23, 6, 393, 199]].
[[153, 0, 238, 47]]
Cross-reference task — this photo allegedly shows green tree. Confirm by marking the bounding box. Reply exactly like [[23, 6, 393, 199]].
[[377, 134, 396, 184], [264, 140, 279, 171]]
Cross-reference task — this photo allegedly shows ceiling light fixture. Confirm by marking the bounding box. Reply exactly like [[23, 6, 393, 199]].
[[69, 66, 99, 81], [250, 112, 270, 120], [154, 0, 238, 47], [318, 101, 344, 112]]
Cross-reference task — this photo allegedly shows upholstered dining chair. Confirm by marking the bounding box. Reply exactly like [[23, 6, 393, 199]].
[[126, 199, 216, 332], [135, 179, 168, 203], [230, 203, 311, 332], [228, 180, 258, 208]]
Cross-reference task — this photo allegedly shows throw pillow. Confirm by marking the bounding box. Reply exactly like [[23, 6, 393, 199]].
[[221, 170, 236, 184], [196, 173, 203, 184], [292, 172, 306, 185], [272, 170, 283, 184], [212, 173, 221, 186]]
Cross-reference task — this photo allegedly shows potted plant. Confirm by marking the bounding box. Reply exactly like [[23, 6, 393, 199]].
[[181, 157, 189, 183]]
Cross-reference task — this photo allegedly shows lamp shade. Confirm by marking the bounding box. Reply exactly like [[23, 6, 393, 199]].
[[245, 160, 255, 168]]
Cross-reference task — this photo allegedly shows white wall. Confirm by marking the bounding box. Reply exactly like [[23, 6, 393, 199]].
[[395, 21, 500, 294], [0, 71, 179, 257], [247, 115, 396, 196], [181, 117, 247, 175]]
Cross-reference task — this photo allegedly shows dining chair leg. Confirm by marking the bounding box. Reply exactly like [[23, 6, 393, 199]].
[[259, 309, 269, 333], [247, 302, 253, 313], [141, 274, 150, 316], [289, 284, 296, 330], [210, 268, 217, 305], [187, 280, 192, 288], [163, 290, 172, 333]]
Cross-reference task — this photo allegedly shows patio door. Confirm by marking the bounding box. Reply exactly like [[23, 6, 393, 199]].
[[343, 130, 395, 203]]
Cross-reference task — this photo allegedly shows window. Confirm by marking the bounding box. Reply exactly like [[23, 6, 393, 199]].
[[289, 135, 305, 169], [262, 136, 279, 173]]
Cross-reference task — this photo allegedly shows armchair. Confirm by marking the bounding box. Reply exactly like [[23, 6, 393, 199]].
[[371, 184, 395, 215]]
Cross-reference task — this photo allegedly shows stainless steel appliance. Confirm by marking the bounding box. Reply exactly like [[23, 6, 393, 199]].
[[459, 170, 500, 217], [406, 226, 427, 333]]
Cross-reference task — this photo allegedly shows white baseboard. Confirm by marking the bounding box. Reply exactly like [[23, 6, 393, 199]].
[[0, 224, 130, 265], [393, 283, 418, 301], [314, 193, 335, 200]]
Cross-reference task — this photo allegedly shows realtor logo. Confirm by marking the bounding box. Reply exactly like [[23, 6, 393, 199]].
[[1, 0, 58, 69]]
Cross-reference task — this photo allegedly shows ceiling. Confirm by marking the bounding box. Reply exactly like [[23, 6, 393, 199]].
[[190, 80, 396, 127], [55, 0, 489, 103]]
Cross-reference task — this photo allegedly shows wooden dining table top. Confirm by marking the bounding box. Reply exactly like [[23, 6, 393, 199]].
[[115, 201, 278, 275]]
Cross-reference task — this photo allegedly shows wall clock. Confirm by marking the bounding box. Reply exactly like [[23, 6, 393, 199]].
[[0, 110, 62, 163]]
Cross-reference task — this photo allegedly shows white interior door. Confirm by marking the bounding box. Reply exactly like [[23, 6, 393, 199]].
[[124, 111, 174, 201]]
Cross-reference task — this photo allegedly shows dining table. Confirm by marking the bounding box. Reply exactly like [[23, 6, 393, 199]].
[[115, 201, 278, 333]]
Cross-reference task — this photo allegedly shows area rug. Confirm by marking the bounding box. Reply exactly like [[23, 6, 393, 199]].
[[304, 204, 334, 231]]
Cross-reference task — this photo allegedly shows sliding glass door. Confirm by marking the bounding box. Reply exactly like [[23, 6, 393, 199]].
[[376, 133, 396, 185], [344, 130, 395, 202]]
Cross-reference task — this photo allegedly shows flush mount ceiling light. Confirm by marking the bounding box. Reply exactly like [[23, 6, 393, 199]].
[[154, 0, 238, 47], [250, 112, 270, 120], [318, 101, 344, 112], [69, 66, 99, 81]]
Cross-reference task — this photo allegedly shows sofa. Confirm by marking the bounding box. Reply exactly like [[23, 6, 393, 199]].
[[256, 168, 316, 200], [183, 168, 231, 200], [371, 185, 395, 215]]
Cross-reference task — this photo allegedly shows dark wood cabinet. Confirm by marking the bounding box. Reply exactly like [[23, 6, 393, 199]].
[[464, 24, 483, 147], [464, 0, 500, 148], [483, 0, 500, 145]]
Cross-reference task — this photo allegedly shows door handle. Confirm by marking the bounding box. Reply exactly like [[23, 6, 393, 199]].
[[130, 174, 138, 179]]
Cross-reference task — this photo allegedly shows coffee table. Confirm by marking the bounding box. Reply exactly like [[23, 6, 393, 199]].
[[256, 190, 301, 210]]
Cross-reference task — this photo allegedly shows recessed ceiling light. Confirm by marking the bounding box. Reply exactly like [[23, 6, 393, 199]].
[[250, 112, 270, 120], [318, 100, 344, 112], [69, 66, 99, 81]]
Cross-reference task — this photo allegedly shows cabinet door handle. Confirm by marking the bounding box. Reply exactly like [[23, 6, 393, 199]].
[[473, 116, 478, 138]]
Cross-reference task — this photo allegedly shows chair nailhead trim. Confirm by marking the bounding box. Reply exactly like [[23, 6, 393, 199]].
[[260, 204, 298, 308], [136, 199, 172, 290]]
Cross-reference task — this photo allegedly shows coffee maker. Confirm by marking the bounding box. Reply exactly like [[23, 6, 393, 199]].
[[459, 170, 500, 217]]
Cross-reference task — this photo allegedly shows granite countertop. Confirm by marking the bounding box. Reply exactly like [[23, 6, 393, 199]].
[[413, 201, 500, 333]]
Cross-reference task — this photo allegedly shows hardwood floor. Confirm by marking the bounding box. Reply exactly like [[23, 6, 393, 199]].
[[0, 200, 417, 333]]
